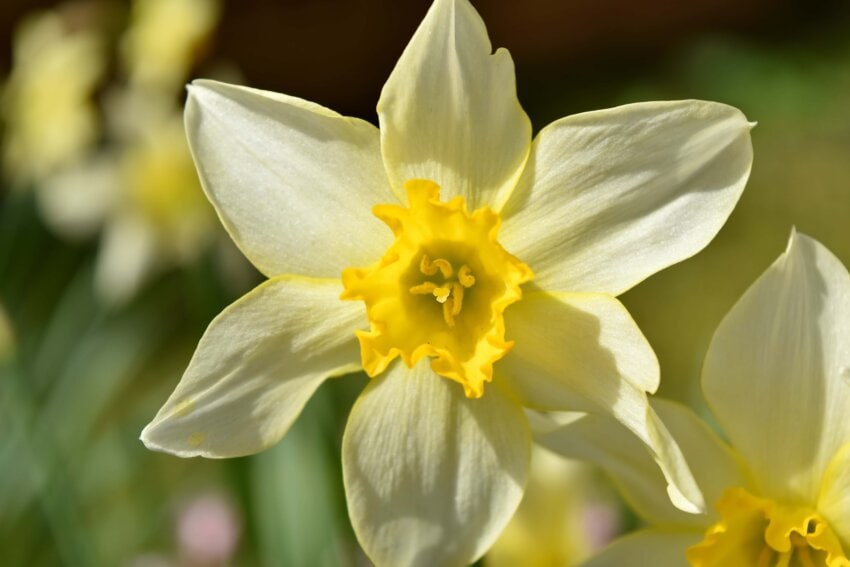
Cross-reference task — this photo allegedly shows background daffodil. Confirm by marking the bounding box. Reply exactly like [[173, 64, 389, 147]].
[[1, 5, 104, 185], [1, 0, 222, 305], [539, 231, 850, 566], [141, 0, 753, 564], [485, 446, 620, 567]]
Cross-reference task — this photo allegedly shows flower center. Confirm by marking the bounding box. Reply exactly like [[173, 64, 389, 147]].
[[340, 179, 533, 398], [408, 255, 476, 327], [687, 487, 848, 567]]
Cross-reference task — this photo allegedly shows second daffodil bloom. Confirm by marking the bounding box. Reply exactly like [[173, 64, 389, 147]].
[[538, 232, 850, 566], [141, 0, 753, 564]]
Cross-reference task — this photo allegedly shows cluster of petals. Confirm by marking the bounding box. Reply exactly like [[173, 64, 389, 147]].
[[540, 231, 850, 566], [141, 0, 754, 564]]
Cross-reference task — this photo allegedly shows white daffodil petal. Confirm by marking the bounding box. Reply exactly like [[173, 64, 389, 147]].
[[377, 0, 531, 210], [536, 399, 748, 528], [703, 231, 850, 503], [818, 443, 850, 547], [185, 79, 395, 278], [343, 360, 530, 567], [503, 291, 660, 401], [141, 276, 363, 458], [501, 291, 704, 514], [500, 100, 752, 295], [582, 528, 701, 567]]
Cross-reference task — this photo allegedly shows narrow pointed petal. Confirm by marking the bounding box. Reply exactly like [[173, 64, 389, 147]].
[[583, 529, 702, 567], [343, 360, 530, 567], [500, 291, 704, 514], [703, 231, 850, 503], [500, 100, 752, 295], [536, 399, 749, 528], [378, 0, 531, 210], [818, 443, 850, 547], [185, 79, 396, 278], [141, 276, 363, 457]]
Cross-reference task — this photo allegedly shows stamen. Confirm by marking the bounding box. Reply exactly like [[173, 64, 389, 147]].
[[420, 255, 453, 278], [443, 299, 456, 328], [410, 282, 438, 295], [458, 265, 475, 287], [341, 180, 534, 397], [433, 286, 451, 303], [451, 283, 464, 315], [411, 254, 478, 326]]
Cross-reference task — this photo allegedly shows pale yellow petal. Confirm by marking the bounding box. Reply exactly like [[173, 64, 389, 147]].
[[818, 442, 850, 548], [500, 100, 752, 295], [536, 399, 749, 528], [503, 291, 659, 405], [343, 360, 530, 567], [703, 231, 850, 503], [501, 291, 704, 514], [185, 80, 395, 278], [141, 276, 363, 457], [378, 0, 531, 210], [583, 528, 702, 567]]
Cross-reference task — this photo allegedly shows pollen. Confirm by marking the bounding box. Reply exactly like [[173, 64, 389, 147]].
[[340, 179, 533, 398]]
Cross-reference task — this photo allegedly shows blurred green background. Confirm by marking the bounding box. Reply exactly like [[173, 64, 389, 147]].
[[1, 0, 850, 565]]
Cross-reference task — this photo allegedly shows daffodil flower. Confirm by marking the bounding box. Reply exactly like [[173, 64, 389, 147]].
[[485, 446, 618, 566], [2, 7, 104, 184], [121, 0, 220, 91], [141, 0, 753, 563], [8, 0, 222, 305], [538, 231, 850, 566]]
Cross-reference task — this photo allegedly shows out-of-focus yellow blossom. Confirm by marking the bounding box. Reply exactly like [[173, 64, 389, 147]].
[[121, 0, 219, 90], [1, 6, 104, 184], [486, 447, 619, 567], [539, 231, 850, 567], [141, 0, 754, 563], [123, 115, 213, 258], [40, 94, 215, 304], [93, 102, 215, 304], [6, 0, 222, 304]]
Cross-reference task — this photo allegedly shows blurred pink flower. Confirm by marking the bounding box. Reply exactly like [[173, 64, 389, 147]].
[[176, 493, 241, 566]]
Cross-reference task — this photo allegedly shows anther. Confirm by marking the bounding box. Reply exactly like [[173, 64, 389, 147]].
[[458, 265, 475, 287], [412, 254, 477, 326], [410, 282, 438, 295], [420, 255, 453, 278], [433, 286, 451, 303]]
